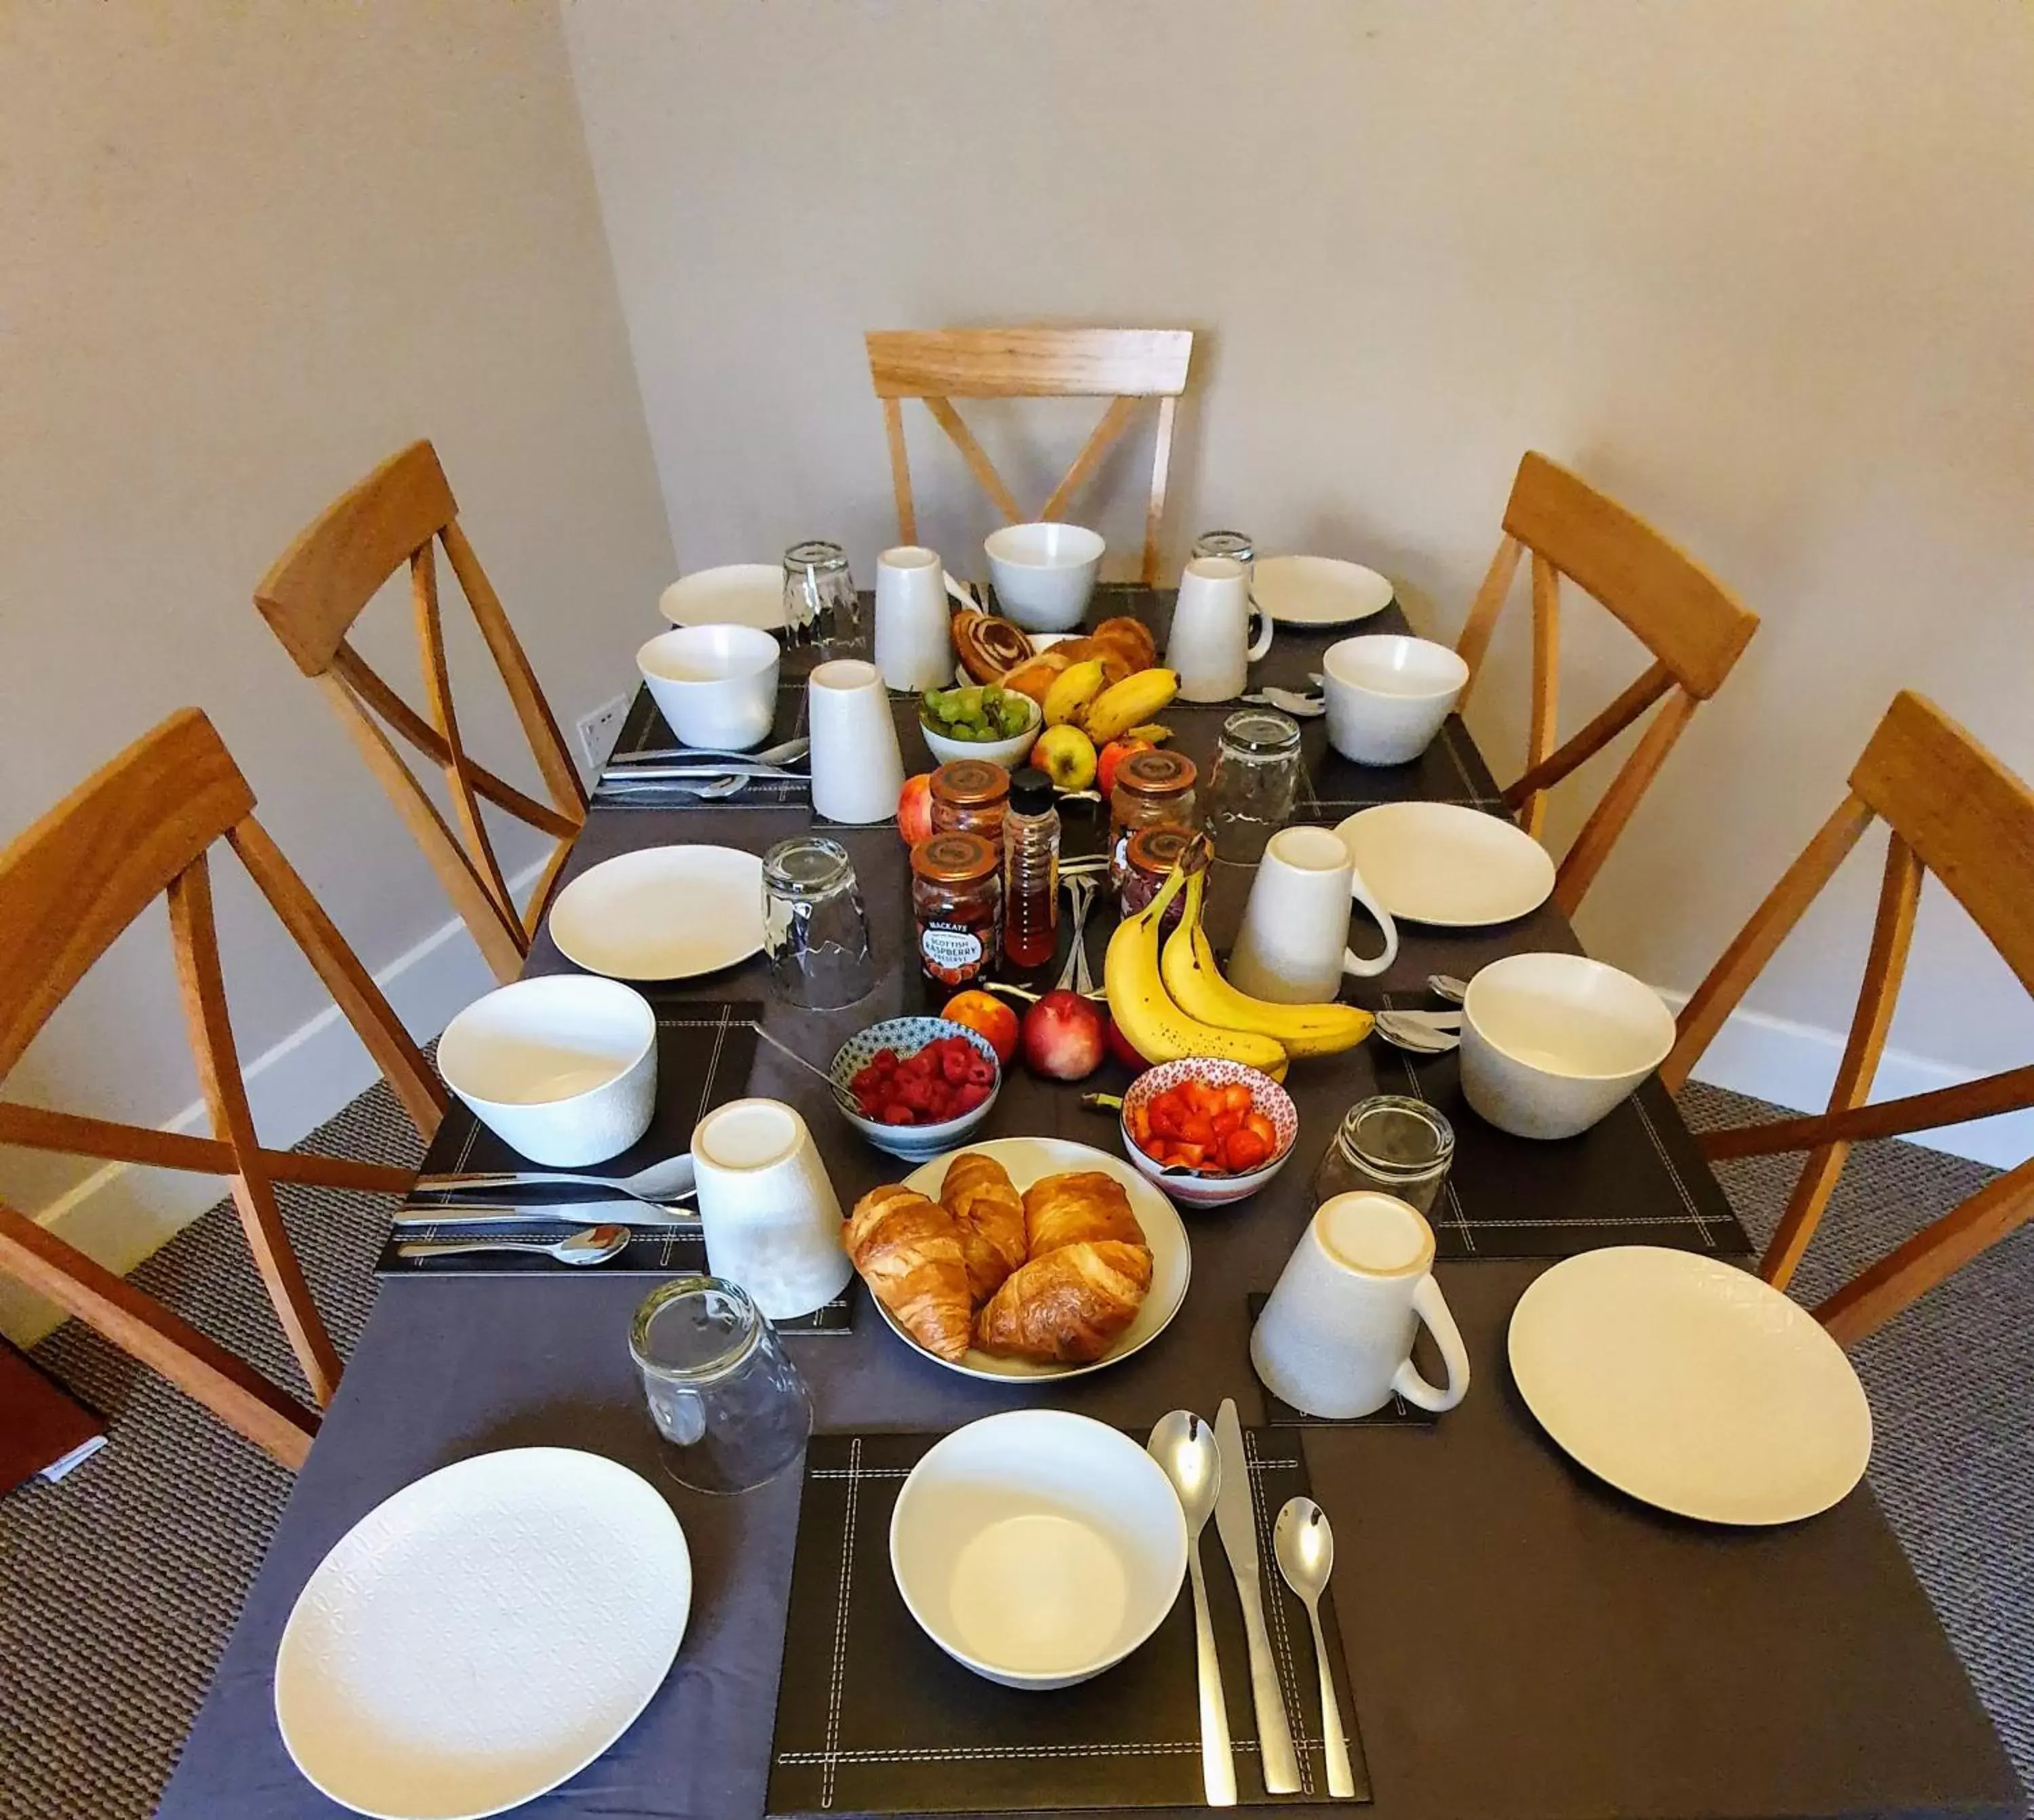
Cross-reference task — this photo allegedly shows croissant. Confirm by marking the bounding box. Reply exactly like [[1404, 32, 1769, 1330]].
[[1092, 615, 1157, 672], [843, 1185, 973, 1361], [940, 1151, 1028, 1304], [953, 610, 1031, 683], [999, 648, 1075, 704], [1023, 1170, 1143, 1257], [974, 1240, 1154, 1363]]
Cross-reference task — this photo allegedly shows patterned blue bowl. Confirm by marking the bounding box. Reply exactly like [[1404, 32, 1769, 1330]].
[[830, 1016, 1002, 1160]]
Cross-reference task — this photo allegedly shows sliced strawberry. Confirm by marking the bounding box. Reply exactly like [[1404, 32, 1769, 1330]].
[[1223, 1129, 1271, 1172]]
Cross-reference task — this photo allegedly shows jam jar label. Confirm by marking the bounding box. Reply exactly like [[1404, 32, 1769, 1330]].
[[920, 921, 987, 979]]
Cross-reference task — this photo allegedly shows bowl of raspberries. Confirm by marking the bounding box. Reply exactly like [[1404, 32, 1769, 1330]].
[[831, 1017, 1003, 1160]]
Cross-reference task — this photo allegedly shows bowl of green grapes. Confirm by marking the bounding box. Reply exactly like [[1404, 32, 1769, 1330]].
[[918, 684, 1043, 768]]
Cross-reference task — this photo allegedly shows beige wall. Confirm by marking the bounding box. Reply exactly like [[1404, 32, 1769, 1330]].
[[1, 0, 674, 1325], [563, 0, 2034, 1149]]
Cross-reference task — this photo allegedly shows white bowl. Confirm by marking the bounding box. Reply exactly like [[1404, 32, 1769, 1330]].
[[984, 522, 1104, 631], [637, 624, 780, 751], [1322, 633, 1470, 766], [1460, 953, 1677, 1140], [919, 694, 1042, 769], [658, 563, 786, 630], [437, 976, 658, 1166], [831, 1018, 1001, 1162], [890, 1410, 1187, 1690]]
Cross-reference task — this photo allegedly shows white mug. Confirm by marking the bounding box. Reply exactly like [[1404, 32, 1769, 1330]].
[[808, 659, 905, 824], [1166, 556, 1273, 702], [1322, 634, 1469, 767], [874, 546, 955, 692], [690, 1098, 852, 1320], [1227, 825, 1398, 1003], [1251, 1192, 1470, 1419]]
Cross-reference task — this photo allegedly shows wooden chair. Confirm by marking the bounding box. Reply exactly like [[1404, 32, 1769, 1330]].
[[865, 328, 1194, 587], [254, 440, 587, 985], [1661, 691, 2034, 1345], [1456, 452, 1760, 914], [0, 710, 446, 1467]]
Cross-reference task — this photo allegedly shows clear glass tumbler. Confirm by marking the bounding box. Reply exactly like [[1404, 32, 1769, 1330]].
[[762, 835, 876, 1008], [630, 1275, 813, 1495], [783, 540, 864, 659], [1191, 530, 1256, 568], [1312, 1095, 1456, 1218], [1203, 709, 1304, 860]]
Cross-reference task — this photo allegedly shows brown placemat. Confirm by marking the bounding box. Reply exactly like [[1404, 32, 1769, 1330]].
[[766, 1427, 1370, 1815], [598, 686, 814, 808]]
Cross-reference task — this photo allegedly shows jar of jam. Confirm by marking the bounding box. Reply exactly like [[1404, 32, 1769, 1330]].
[[911, 831, 1003, 988], [1109, 749, 1198, 886], [1119, 825, 1197, 930], [930, 759, 1011, 842]]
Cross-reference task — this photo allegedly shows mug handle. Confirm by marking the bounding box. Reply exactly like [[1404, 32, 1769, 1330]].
[[1390, 1275, 1470, 1412], [1245, 601, 1275, 662], [1340, 868, 1400, 978]]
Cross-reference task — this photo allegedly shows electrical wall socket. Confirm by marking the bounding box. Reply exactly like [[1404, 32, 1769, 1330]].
[[575, 693, 631, 772]]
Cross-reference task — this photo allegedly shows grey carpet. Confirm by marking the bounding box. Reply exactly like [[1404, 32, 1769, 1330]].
[[0, 1082, 2027, 1819]]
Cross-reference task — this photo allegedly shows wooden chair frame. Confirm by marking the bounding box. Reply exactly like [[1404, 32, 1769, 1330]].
[[866, 328, 1194, 587], [1456, 452, 1760, 914], [255, 440, 587, 985], [0, 710, 446, 1467], [1662, 692, 2034, 1345]]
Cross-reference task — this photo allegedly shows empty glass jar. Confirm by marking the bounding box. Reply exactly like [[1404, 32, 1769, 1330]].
[[783, 540, 865, 658], [1203, 709, 1304, 859], [762, 835, 876, 1008], [1312, 1096, 1455, 1218], [630, 1275, 812, 1494]]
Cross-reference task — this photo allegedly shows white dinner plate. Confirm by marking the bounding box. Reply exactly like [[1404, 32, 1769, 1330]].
[[275, 1448, 691, 1819], [547, 845, 764, 981], [1509, 1248, 1873, 1526], [658, 563, 787, 630], [1334, 801, 1555, 927], [1252, 555, 1395, 628], [893, 1137, 1191, 1383]]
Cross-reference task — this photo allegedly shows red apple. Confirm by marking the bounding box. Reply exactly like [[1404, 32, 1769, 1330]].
[[897, 772, 934, 846], [1103, 1012, 1149, 1074], [1096, 736, 1153, 800], [1020, 989, 1106, 1082], [941, 989, 1020, 1065]]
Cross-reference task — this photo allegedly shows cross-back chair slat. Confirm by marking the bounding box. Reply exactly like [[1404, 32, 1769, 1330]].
[[0, 709, 445, 1467], [866, 328, 1193, 587], [254, 440, 586, 985], [1662, 691, 2034, 1345], [1457, 452, 1760, 913]]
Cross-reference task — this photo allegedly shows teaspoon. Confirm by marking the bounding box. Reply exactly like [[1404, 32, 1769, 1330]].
[[396, 1223, 630, 1267], [1148, 1411, 1236, 1807], [1428, 973, 1469, 1006], [1273, 1497, 1356, 1800]]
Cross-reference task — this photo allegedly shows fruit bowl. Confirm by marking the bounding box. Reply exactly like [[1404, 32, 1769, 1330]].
[[919, 692, 1042, 769], [1119, 1059, 1297, 1207], [832, 1017, 1003, 1161]]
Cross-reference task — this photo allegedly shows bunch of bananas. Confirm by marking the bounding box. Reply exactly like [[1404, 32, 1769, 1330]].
[[1104, 859, 1374, 1079], [1041, 662, 1180, 738]]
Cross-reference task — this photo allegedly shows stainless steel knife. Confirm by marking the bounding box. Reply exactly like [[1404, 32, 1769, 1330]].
[[1214, 1397, 1300, 1794], [389, 1202, 700, 1230]]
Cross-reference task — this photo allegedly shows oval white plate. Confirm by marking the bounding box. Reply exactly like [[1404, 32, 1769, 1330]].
[[1252, 555, 1394, 628], [892, 1137, 1191, 1383], [275, 1448, 690, 1819], [1334, 801, 1555, 927], [658, 563, 786, 631], [547, 845, 764, 981], [1509, 1248, 1872, 1526]]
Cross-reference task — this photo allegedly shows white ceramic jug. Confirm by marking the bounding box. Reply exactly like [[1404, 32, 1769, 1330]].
[[1165, 555, 1273, 701]]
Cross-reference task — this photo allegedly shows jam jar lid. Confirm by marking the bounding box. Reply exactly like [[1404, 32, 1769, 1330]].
[[1115, 749, 1198, 797], [930, 759, 1012, 808], [1125, 825, 1197, 878], [911, 831, 999, 885]]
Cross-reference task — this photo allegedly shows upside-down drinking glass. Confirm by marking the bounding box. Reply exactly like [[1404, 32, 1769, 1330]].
[[1312, 1096, 1455, 1219], [761, 835, 877, 1008], [783, 540, 865, 659], [1203, 708, 1304, 860]]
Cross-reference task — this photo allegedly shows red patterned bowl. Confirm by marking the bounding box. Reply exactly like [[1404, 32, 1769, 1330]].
[[1119, 1059, 1298, 1208]]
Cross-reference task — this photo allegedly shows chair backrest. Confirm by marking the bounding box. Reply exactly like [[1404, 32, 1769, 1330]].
[[254, 440, 586, 984], [0, 709, 445, 1467], [1663, 691, 2034, 1345], [865, 328, 1194, 587], [1456, 452, 1760, 914]]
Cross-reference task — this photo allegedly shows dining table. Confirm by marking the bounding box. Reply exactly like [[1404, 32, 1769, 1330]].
[[155, 584, 2018, 1820]]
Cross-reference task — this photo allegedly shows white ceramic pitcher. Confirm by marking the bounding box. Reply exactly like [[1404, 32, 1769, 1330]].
[[1227, 825, 1399, 1003], [1166, 555, 1273, 701]]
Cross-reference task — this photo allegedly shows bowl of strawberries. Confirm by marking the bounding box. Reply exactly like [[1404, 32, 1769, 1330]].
[[832, 1017, 1003, 1160], [1119, 1059, 1297, 1207]]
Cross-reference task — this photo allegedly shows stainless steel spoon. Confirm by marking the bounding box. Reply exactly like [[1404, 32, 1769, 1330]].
[[1372, 1012, 1460, 1055], [605, 735, 811, 768], [396, 1223, 630, 1267], [1273, 1497, 1357, 1800], [1428, 973, 1469, 1005], [414, 1155, 697, 1203], [1148, 1411, 1236, 1807], [751, 1023, 871, 1119]]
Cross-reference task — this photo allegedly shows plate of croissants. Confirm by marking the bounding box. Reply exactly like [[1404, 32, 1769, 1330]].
[[842, 1138, 1191, 1381]]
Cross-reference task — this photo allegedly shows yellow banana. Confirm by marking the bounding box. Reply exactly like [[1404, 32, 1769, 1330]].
[[1161, 871, 1374, 1059], [1083, 668, 1179, 743], [1042, 659, 1107, 728], [1104, 867, 1289, 1077]]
